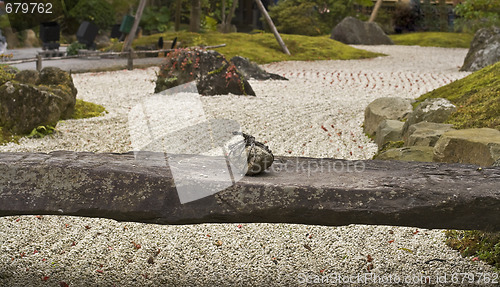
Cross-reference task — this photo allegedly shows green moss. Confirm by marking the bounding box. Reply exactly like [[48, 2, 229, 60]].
[[390, 32, 474, 48], [105, 31, 384, 64], [445, 230, 500, 272], [70, 99, 107, 119], [414, 62, 500, 130], [372, 140, 405, 159], [0, 65, 16, 86]]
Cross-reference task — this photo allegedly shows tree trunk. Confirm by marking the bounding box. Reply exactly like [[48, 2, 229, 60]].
[[223, 0, 238, 33], [189, 0, 201, 32], [122, 0, 147, 52], [254, 0, 290, 55], [175, 0, 181, 31]]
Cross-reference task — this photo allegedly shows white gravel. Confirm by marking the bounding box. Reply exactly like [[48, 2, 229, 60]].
[[1, 45, 497, 286]]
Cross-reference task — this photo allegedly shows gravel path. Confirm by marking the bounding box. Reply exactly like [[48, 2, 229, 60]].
[[1, 45, 497, 286]]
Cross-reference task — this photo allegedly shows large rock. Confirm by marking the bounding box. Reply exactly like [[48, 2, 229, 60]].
[[330, 17, 394, 45], [230, 56, 288, 81], [375, 119, 404, 150], [461, 26, 500, 72], [155, 49, 255, 96], [405, 122, 455, 147], [364, 97, 413, 137], [0, 67, 77, 134], [433, 128, 500, 166], [374, 146, 434, 162], [402, 98, 456, 138]]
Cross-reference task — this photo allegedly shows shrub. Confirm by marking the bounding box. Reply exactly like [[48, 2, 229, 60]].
[[140, 6, 172, 35], [68, 0, 115, 30], [268, 0, 373, 36], [454, 0, 500, 32], [66, 42, 87, 56]]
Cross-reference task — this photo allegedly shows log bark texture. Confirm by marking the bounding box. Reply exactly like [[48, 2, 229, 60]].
[[0, 151, 498, 231]]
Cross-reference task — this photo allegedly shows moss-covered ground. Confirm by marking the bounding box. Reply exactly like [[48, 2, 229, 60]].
[[0, 98, 107, 145], [106, 31, 384, 64], [415, 61, 500, 131], [445, 230, 500, 273], [389, 32, 474, 48]]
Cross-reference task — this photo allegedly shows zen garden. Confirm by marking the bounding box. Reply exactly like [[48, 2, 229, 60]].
[[0, 0, 498, 285]]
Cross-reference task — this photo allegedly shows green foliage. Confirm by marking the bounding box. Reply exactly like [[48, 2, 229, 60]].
[[445, 230, 500, 271], [202, 16, 218, 32], [140, 6, 171, 35], [68, 0, 115, 30], [454, 0, 500, 32], [70, 99, 107, 119], [415, 61, 500, 130], [389, 32, 473, 48], [268, 0, 372, 36], [0, 65, 16, 86], [124, 31, 383, 64], [66, 42, 87, 56], [27, 125, 57, 139]]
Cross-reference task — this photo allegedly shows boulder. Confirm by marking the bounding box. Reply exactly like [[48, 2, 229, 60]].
[[155, 49, 255, 96], [230, 56, 288, 81], [39, 67, 78, 119], [402, 98, 456, 138], [375, 119, 404, 150], [14, 70, 40, 85], [461, 26, 500, 72], [23, 29, 39, 47], [330, 16, 394, 45], [0, 67, 77, 134], [405, 122, 455, 147], [433, 128, 500, 166], [374, 146, 434, 162], [363, 97, 413, 137]]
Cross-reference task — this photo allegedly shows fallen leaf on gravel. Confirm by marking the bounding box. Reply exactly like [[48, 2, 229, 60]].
[[147, 256, 154, 264], [155, 249, 161, 256], [132, 241, 141, 249], [472, 257, 479, 261], [84, 225, 91, 230], [215, 240, 223, 247], [388, 230, 394, 234], [96, 270, 104, 273], [367, 255, 373, 262], [399, 248, 413, 254], [59, 282, 69, 287], [35, 215, 43, 220], [367, 263, 374, 272], [303, 244, 312, 251], [42, 276, 49, 281], [388, 240, 394, 244], [413, 230, 419, 235]]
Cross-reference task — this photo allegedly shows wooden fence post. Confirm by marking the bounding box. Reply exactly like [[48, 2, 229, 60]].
[[36, 54, 42, 71]]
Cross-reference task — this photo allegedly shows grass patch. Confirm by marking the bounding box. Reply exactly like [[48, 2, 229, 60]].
[[390, 32, 473, 48], [414, 61, 500, 130], [107, 31, 384, 64], [445, 230, 500, 272], [71, 99, 107, 119]]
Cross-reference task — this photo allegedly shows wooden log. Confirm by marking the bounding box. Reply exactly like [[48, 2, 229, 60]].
[[0, 151, 498, 231]]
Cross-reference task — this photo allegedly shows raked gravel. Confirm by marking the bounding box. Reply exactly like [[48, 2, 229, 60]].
[[0, 45, 497, 286]]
